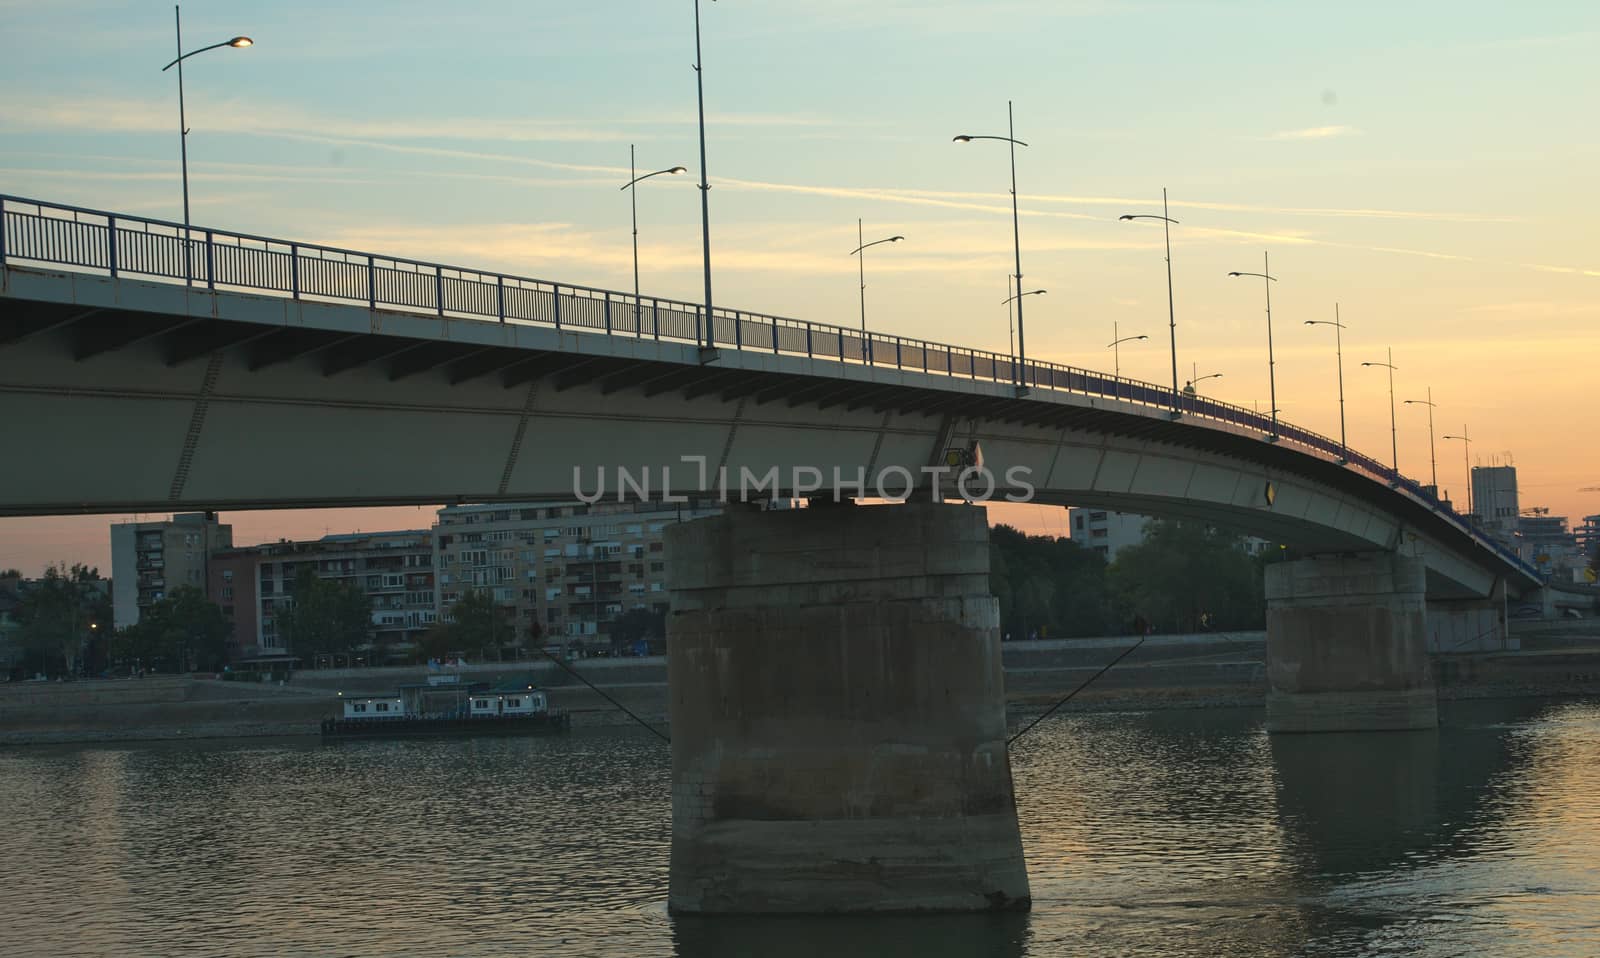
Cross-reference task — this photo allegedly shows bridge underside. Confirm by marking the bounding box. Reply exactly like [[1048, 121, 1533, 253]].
[[0, 267, 1529, 601]]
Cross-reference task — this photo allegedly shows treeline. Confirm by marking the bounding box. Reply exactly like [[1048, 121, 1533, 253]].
[[990, 519, 1271, 640]]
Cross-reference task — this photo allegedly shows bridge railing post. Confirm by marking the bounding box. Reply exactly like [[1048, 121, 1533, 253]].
[[205, 230, 215, 291], [805, 323, 813, 358], [652, 299, 660, 340], [0, 197, 7, 266], [435, 269, 445, 317], [107, 215, 118, 277], [734, 311, 742, 348], [552, 284, 562, 329], [604, 292, 612, 335], [772, 319, 779, 354], [290, 243, 300, 300], [496, 275, 505, 323], [367, 255, 376, 309]]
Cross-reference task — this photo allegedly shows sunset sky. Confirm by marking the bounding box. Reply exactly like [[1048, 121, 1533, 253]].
[[1, 0, 1596, 574]]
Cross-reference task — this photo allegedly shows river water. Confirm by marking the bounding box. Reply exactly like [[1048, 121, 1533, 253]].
[[3, 697, 1598, 957]]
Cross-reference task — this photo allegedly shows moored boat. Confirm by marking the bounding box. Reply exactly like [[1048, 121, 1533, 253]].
[[320, 673, 570, 740]]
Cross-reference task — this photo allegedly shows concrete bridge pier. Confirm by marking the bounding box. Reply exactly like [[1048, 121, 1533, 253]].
[[1428, 577, 1515, 653], [1266, 552, 1438, 732], [663, 501, 1031, 914]]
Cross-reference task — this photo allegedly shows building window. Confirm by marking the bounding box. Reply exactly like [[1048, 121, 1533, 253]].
[[353, 703, 368, 713], [375, 702, 390, 713]]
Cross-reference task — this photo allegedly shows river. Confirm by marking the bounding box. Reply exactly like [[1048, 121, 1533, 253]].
[[2, 697, 1597, 957]]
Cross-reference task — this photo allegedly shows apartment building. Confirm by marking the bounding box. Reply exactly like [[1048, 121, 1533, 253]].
[[1067, 507, 1272, 560], [433, 500, 722, 653], [209, 530, 436, 663], [110, 513, 232, 630]]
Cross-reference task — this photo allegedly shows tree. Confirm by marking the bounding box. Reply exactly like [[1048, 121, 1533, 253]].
[[988, 525, 1111, 639], [274, 567, 372, 659], [1106, 520, 1265, 634], [113, 586, 231, 672], [16, 562, 108, 676], [438, 588, 515, 661], [610, 607, 665, 655]]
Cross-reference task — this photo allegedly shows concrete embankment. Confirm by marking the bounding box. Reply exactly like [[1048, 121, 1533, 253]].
[[5, 627, 1599, 746]]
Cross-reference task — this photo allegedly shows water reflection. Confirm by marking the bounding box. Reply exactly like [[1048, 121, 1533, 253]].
[[1, 699, 1597, 957]]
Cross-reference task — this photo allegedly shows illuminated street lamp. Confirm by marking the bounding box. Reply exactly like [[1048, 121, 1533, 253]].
[[1106, 322, 1148, 379], [955, 101, 1029, 390], [620, 147, 686, 330], [1228, 253, 1279, 441], [1304, 305, 1349, 461], [1119, 189, 1181, 414], [160, 6, 252, 284], [1403, 387, 1439, 495], [848, 221, 905, 347], [1361, 348, 1400, 480]]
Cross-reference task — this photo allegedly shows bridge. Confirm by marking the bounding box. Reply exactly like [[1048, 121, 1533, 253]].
[[0, 193, 1542, 913]]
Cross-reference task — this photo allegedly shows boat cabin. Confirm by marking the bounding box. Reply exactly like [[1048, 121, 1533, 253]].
[[468, 686, 549, 717], [340, 695, 403, 719]]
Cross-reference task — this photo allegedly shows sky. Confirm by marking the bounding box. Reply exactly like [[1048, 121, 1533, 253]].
[[1, 0, 1597, 575]]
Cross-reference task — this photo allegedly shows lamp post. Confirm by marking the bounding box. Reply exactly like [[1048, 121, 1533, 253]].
[[848, 220, 904, 354], [1362, 348, 1400, 480], [160, 6, 252, 286], [1188, 372, 1223, 390], [1443, 427, 1473, 518], [1228, 252, 1279, 440], [621, 147, 686, 330], [1002, 288, 1045, 370], [1119, 189, 1181, 414], [1403, 387, 1439, 496], [1304, 304, 1348, 460], [692, 0, 717, 359], [1106, 321, 1147, 379], [955, 101, 1029, 390]]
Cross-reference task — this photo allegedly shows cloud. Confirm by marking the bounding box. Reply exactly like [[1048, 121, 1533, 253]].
[[1261, 125, 1363, 141]]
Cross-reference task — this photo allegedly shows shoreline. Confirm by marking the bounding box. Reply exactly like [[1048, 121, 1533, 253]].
[[5, 678, 1598, 748]]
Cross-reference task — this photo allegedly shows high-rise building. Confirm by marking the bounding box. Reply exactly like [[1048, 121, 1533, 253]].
[[1066, 508, 1149, 560], [433, 500, 722, 654], [209, 530, 437, 665], [1471, 465, 1519, 538], [110, 513, 232, 630]]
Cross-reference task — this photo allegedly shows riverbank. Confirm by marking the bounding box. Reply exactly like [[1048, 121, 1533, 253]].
[[5, 628, 1599, 746]]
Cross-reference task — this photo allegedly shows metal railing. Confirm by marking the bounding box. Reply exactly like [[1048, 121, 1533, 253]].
[[0, 193, 1537, 579]]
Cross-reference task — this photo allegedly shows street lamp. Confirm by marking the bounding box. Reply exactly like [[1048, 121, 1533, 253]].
[[1106, 321, 1148, 379], [1304, 304, 1348, 461], [620, 147, 686, 331], [1119, 189, 1181, 415], [160, 6, 252, 285], [1228, 252, 1279, 441], [691, 0, 717, 360], [1004, 283, 1043, 369], [1403, 387, 1439, 496], [848, 221, 905, 356], [1362, 348, 1400, 481], [1443, 427, 1473, 517], [955, 101, 1029, 391], [1188, 372, 1223, 389]]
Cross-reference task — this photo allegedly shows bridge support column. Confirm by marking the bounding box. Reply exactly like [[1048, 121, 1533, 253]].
[[1427, 577, 1516, 653], [1266, 552, 1437, 732], [664, 501, 1031, 914]]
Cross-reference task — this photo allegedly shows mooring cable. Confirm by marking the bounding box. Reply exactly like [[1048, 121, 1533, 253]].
[[540, 650, 671, 744], [1006, 635, 1147, 748]]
